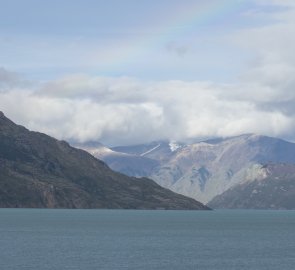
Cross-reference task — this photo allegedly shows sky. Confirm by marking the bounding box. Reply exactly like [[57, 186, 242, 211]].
[[1, 0, 295, 146]]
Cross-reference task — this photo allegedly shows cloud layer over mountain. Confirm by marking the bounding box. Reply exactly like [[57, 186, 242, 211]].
[[1, 1, 295, 145], [0, 70, 294, 146]]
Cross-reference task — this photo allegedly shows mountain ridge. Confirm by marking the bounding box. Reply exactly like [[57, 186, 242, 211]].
[[0, 112, 209, 210], [78, 133, 295, 208]]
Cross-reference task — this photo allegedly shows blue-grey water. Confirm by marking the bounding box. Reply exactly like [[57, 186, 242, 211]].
[[0, 209, 295, 270]]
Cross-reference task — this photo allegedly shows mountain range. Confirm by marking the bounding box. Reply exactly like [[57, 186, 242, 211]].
[[0, 112, 208, 210], [76, 134, 295, 209]]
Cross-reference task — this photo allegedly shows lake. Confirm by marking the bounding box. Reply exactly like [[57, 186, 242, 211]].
[[0, 209, 294, 269]]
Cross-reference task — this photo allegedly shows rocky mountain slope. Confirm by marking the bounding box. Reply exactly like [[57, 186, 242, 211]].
[[208, 163, 295, 209], [151, 134, 295, 203], [0, 112, 209, 210], [79, 134, 295, 208]]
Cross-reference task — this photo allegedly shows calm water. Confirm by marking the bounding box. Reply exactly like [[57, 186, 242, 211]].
[[0, 209, 295, 270]]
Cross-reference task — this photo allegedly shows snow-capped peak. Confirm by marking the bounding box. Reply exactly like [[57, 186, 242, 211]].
[[169, 141, 182, 152]]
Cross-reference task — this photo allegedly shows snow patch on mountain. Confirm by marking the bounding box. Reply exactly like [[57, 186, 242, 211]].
[[169, 141, 182, 152], [140, 143, 161, 156], [74, 143, 130, 158]]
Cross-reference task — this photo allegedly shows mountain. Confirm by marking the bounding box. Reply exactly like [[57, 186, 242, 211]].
[[208, 163, 295, 209], [75, 140, 185, 178], [80, 134, 295, 208], [112, 141, 185, 163], [150, 134, 295, 203], [0, 112, 209, 210], [74, 141, 160, 177]]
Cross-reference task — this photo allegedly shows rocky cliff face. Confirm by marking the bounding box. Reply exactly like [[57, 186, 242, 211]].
[[0, 112, 209, 210]]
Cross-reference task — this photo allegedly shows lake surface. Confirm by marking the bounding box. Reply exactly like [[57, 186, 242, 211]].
[[0, 209, 295, 270]]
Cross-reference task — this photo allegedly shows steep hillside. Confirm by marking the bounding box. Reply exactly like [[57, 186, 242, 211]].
[[0, 112, 209, 210]]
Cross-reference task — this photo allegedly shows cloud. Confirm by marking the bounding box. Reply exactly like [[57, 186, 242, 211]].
[[1, 71, 294, 146], [1, 1, 295, 145], [232, 0, 295, 121]]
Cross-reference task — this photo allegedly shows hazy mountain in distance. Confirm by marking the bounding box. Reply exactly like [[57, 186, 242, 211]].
[[112, 141, 185, 163], [150, 134, 295, 203], [74, 140, 186, 178], [0, 112, 209, 210], [73, 141, 160, 177], [208, 163, 295, 209], [81, 134, 295, 208]]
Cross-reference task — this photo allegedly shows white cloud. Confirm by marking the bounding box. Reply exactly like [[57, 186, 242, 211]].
[[1, 1, 295, 145], [1, 71, 294, 145], [232, 1, 295, 120]]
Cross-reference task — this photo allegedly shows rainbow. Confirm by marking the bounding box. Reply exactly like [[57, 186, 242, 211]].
[[96, 0, 247, 71]]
